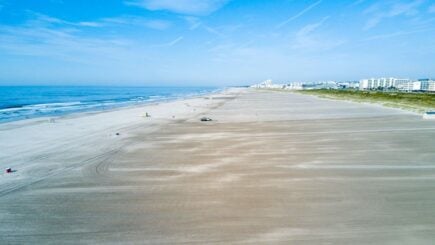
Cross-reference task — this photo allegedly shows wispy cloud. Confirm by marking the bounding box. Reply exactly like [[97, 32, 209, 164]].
[[296, 16, 329, 37], [184, 16, 202, 31], [77, 21, 102, 27], [203, 25, 225, 37], [149, 36, 184, 48], [363, 0, 425, 30], [291, 16, 345, 51], [0, 25, 133, 65], [362, 27, 435, 41], [184, 16, 202, 30], [125, 0, 231, 15], [166, 36, 183, 46], [102, 16, 172, 30], [24, 12, 172, 30], [276, 0, 322, 29], [0, 14, 155, 65], [182, 16, 229, 38], [24, 12, 103, 28]]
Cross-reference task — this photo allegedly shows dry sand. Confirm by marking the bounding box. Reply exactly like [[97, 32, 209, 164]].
[[1, 89, 435, 244]]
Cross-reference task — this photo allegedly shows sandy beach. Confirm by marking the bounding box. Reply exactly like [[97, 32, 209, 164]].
[[1, 88, 435, 244]]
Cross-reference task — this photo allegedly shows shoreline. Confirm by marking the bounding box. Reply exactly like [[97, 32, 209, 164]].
[[0, 86, 224, 125], [0, 88, 242, 186], [0, 88, 227, 130]]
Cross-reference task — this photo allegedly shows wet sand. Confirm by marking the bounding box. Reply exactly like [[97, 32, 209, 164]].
[[1, 89, 435, 244]]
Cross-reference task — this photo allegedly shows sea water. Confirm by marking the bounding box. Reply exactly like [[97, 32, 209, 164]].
[[0, 86, 219, 123]]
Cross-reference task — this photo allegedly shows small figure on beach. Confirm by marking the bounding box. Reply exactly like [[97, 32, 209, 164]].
[[5, 168, 13, 173], [145, 112, 151, 117]]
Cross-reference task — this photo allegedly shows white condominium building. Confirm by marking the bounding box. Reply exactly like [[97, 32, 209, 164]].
[[419, 79, 435, 92], [359, 77, 399, 90], [399, 79, 435, 92], [398, 81, 421, 91], [394, 79, 412, 88], [359, 77, 412, 90]]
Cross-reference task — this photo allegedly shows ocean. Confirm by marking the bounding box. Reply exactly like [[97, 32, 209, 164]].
[[0, 86, 219, 123]]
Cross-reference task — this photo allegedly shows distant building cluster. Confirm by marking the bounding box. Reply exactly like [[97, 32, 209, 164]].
[[250, 78, 435, 92], [250, 79, 359, 90], [359, 78, 435, 92]]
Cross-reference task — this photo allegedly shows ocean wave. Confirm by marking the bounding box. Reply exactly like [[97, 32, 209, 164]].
[[0, 103, 30, 110], [0, 86, 219, 123]]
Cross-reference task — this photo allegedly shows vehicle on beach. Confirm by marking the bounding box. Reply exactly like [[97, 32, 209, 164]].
[[200, 117, 213, 122], [423, 111, 435, 119]]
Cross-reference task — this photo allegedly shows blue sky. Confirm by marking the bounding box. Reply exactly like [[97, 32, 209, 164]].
[[0, 0, 434, 86]]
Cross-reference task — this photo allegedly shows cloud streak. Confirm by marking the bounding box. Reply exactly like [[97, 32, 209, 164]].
[[105, 16, 172, 30], [166, 36, 184, 46], [0, 24, 133, 65], [362, 27, 435, 41], [276, 0, 322, 29], [24, 12, 172, 30], [290, 16, 345, 51], [126, 0, 231, 15], [0, 14, 160, 66], [296, 16, 329, 37]]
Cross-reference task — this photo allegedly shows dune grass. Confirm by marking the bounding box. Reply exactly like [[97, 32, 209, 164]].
[[297, 89, 435, 113]]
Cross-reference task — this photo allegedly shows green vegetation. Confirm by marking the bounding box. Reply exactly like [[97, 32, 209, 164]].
[[297, 89, 435, 113]]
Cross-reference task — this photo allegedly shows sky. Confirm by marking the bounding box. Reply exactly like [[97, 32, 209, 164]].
[[0, 0, 434, 86]]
